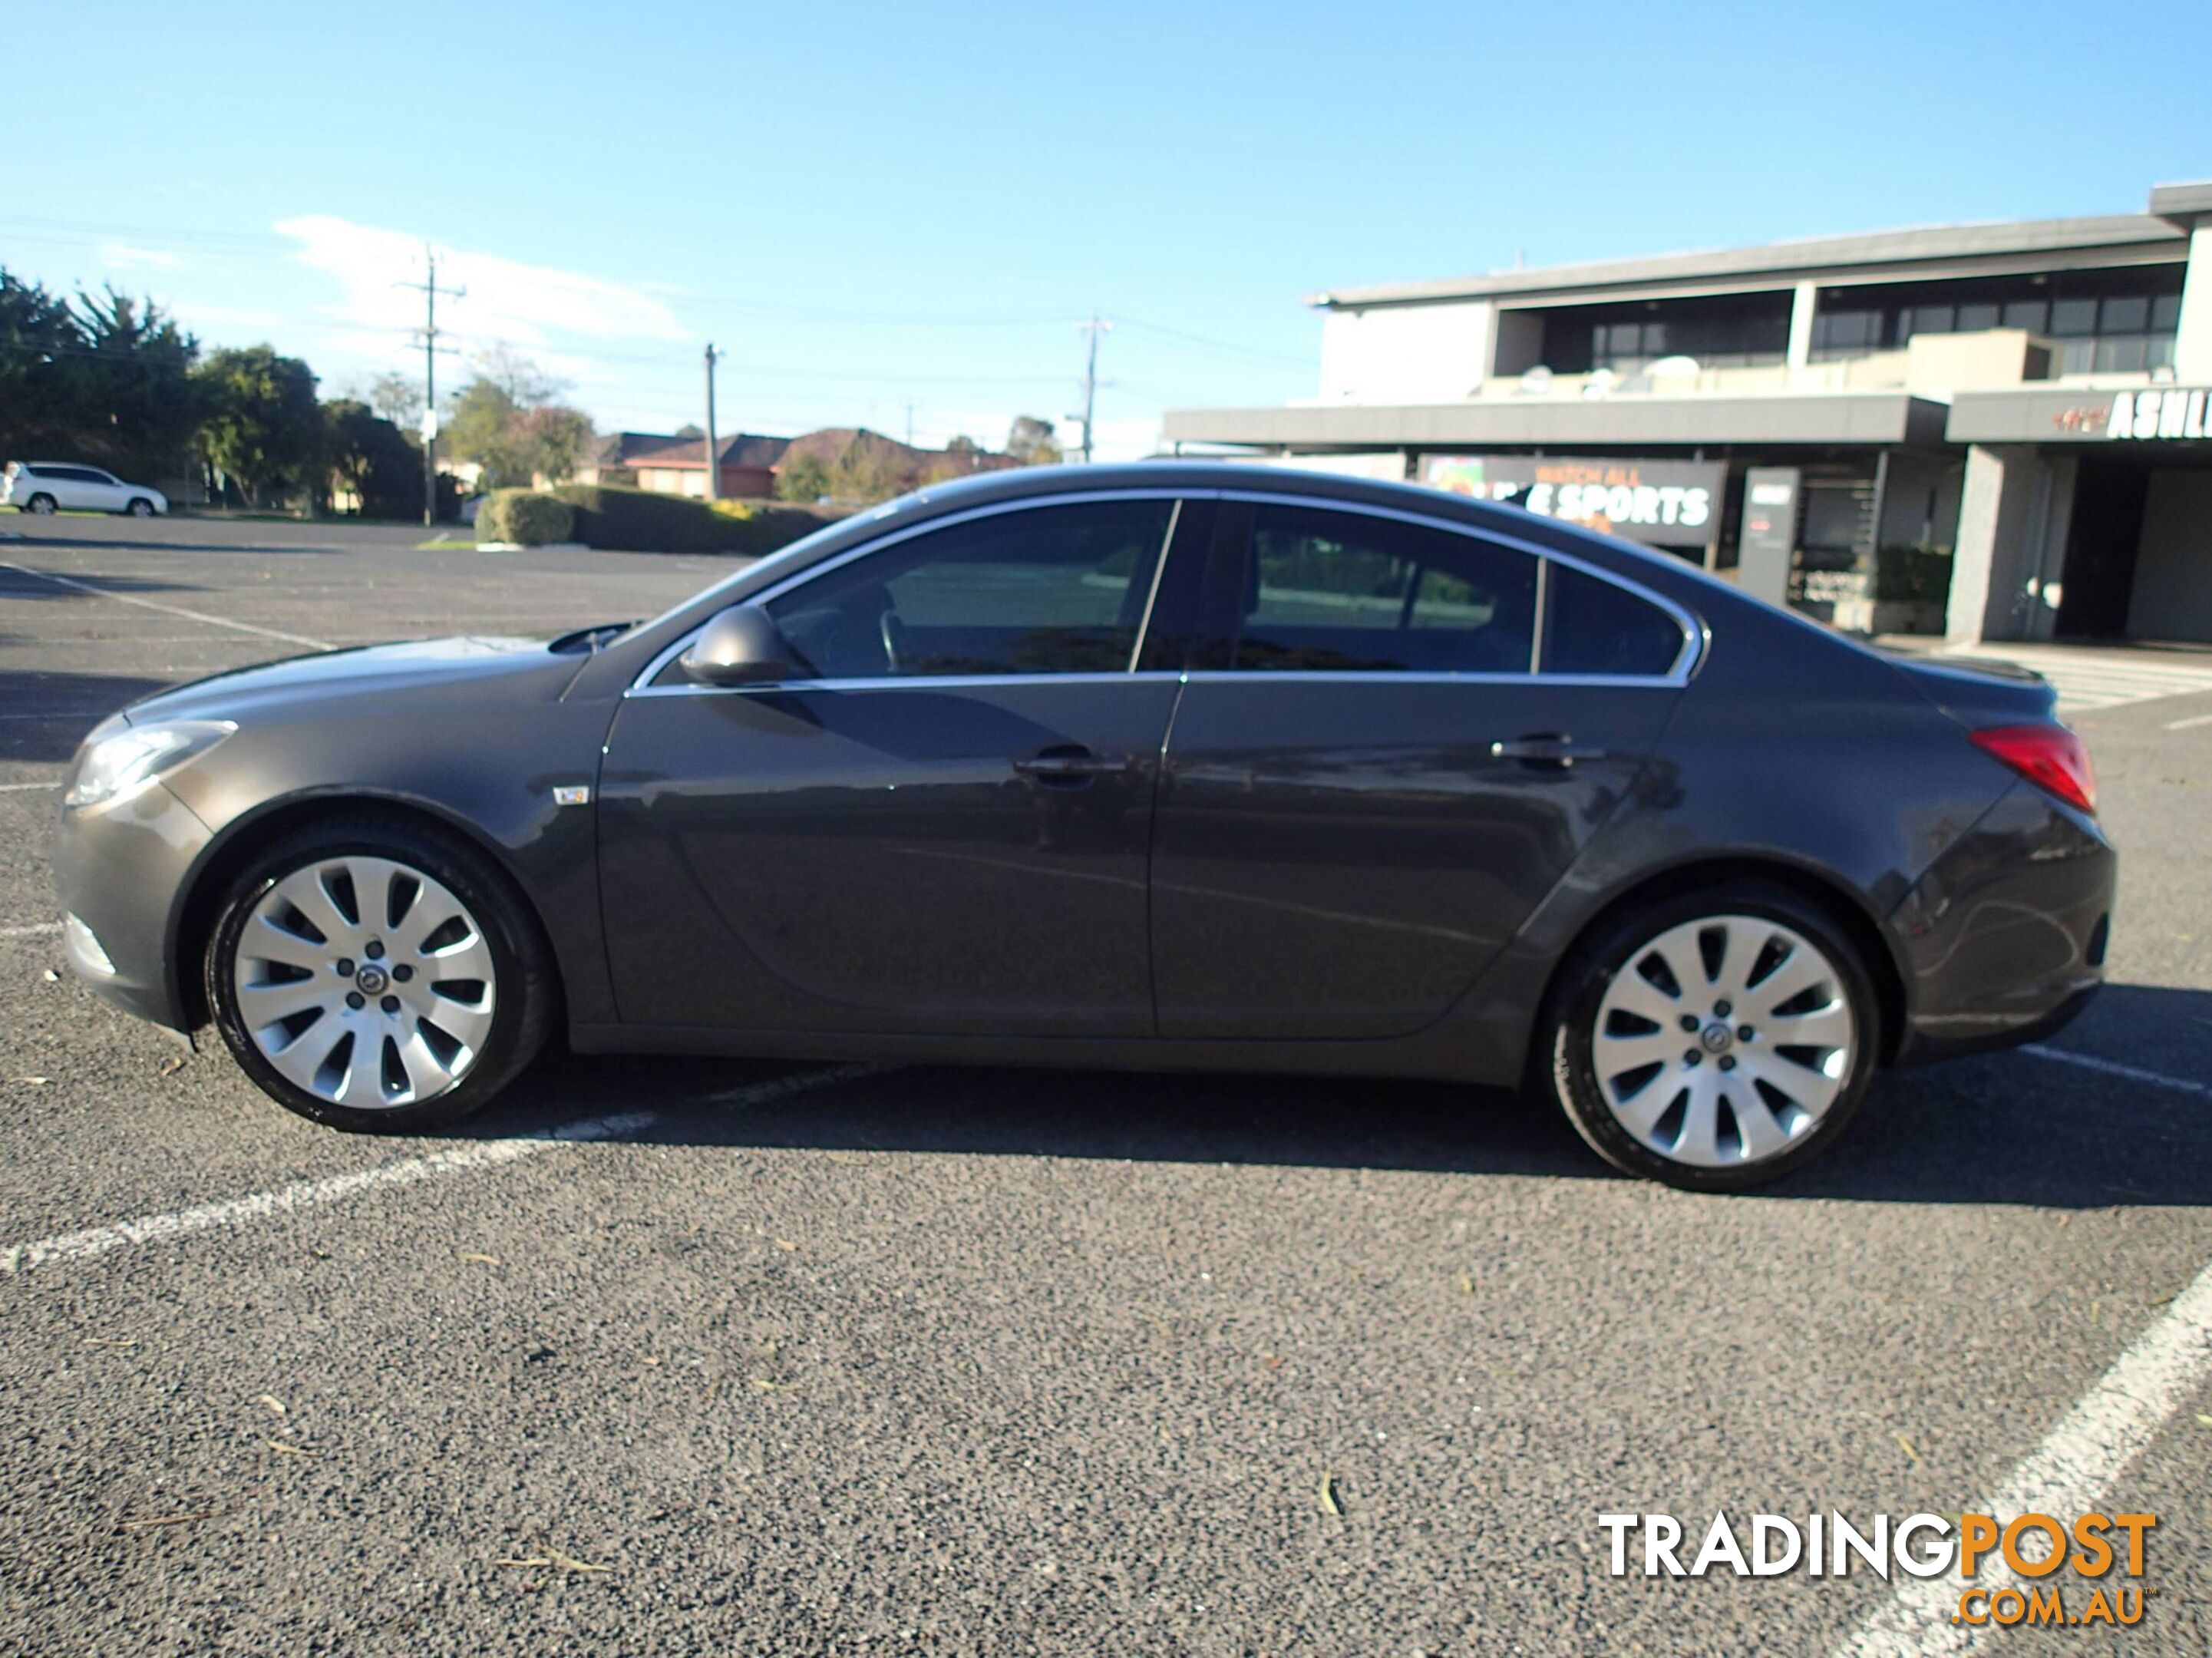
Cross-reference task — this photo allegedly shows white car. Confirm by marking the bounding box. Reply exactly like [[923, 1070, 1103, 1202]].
[[2, 461, 168, 517]]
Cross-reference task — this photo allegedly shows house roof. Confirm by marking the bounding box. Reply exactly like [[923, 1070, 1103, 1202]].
[[618, 431, 791, 470], [1312, 210, 2187, 310]]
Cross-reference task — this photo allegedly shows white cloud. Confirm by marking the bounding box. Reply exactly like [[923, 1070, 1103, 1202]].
[[272, 214, 686, 353], [100, 243, 183, 271]]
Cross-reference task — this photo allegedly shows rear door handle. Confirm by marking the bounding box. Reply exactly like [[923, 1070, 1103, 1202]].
[[1013, 746, 1134, 786], [1490, 733, 1608, 766]]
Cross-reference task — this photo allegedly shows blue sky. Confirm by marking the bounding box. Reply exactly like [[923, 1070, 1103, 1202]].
[[5, 0, 2205, 458]]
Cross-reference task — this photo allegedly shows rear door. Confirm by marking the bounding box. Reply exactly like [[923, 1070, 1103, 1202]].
[[1149, 497, 1692, 1039], [597, 493, 1212, 1037]]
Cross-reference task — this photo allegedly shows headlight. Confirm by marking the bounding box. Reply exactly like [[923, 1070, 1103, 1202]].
[[64, 719, 235, 809]]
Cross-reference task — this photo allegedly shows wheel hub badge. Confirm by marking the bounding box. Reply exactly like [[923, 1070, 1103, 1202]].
[[355, 965, 390, 996], [1699, 1022, 1734, 1055]]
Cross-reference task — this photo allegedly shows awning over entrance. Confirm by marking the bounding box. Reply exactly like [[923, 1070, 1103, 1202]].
[[1163, 392, 1951, 451]]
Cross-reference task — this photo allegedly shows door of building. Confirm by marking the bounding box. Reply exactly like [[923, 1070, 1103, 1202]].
[[2055, 461, 2148, 639]]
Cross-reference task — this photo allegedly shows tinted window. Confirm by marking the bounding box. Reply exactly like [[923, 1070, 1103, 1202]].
[[1542, 563, 1685, 677], [765, 498, 1174, 679], [1220, 506, 1536, 674]]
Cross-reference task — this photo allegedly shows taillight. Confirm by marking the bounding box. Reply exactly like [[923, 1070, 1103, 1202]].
[[1971, 723, 2096, 814]]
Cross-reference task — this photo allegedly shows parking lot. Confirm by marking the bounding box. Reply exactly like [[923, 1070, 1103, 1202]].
[[2, 514, 2210, 1655]]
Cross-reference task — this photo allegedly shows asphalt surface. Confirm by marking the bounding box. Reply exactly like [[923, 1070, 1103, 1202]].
[[2, 511, 2209, 1656]]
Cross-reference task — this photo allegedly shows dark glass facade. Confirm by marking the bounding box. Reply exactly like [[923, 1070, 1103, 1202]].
[[1808, 266, 2184, 372], [1538, 292, 1794, 375]]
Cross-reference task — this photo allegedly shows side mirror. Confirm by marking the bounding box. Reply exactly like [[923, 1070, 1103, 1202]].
[[680, 605, 794, 686]]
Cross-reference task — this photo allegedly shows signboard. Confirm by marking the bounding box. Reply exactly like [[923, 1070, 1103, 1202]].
[[420, 408, 440, 441], [2104, 388, 2209, 441], [1737, 467, 1799, 609], [1421, 454, 1724, 546]]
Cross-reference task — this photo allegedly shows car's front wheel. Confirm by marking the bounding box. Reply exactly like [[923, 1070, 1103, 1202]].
[[1537, 883, 1880, 1190], [204, 817, 553, 1131], [24, 493, 56, 515], [126, 497, 156, 517]]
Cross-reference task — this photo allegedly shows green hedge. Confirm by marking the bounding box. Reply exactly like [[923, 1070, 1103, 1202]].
[[477, 489, 575, 546], [1873, 544, 1954, 604], [550, 484, 831, 555]]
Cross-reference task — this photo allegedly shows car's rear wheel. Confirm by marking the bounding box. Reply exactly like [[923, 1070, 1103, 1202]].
[[204, 817, 553, 1131], [126, 497, 156, 517], [1538, 883, 1880, 1190], [24, 493, 56, 515]]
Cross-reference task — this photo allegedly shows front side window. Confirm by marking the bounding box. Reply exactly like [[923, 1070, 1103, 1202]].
[[764, 497, 1174, 679], [1214, 505, 1537, 674], [1541, 563, 1686, 677]]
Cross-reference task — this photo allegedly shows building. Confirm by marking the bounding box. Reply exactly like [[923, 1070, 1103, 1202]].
[[585, 431, 791, 500], [1164, 179, 2212, 645]]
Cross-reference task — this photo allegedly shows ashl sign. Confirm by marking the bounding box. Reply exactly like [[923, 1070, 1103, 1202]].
[[2105, 388, 2210, 441], [1421, 454, 1724, 546]]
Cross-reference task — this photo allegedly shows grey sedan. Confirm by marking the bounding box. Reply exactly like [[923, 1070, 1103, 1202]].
[[54, 464, 2114, 1188]]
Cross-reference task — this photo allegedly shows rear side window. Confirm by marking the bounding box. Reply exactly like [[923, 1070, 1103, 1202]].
[[1216, 505, 1537, 674], [1541, 563, 1686, 676]]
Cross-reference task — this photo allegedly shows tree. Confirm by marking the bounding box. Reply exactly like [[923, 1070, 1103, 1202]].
[[1006, 415, 1061, 466], [469, 342, 563, 409], [775, 452, 833, 504], [365, 372, 424, 434], [0, 270, 84, 462], [443, 377, 526, 485], [68, 288, 200, 481], [673, 422, 704, 440], [193, 345, 320, 507], [323, 399, 421, 519], [516, 405, 595, 484], [0, 271, 200, 481]]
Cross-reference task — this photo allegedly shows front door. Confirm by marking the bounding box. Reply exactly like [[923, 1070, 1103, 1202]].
[[1150, 500, 1687, 1039], [597, 494, 1206, 1036]]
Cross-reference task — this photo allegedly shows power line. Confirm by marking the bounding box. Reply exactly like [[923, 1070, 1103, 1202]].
[[1111, 313, 1313, 367]]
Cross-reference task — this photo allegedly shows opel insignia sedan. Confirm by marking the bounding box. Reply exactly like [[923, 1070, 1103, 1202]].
[[54, 464, 2114, 1188]]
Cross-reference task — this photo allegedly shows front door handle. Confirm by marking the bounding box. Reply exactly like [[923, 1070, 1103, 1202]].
[[1490, 733, 1608, 767], [1012, 746, 1134, 787]]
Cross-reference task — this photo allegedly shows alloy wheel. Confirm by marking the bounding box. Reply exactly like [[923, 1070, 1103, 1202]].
[[1590, 913, 1857, 1169], [232, 855, 498, 1109]]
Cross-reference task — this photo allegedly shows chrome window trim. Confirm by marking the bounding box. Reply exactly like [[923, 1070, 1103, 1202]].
[[628, 670, 1190, 700], [627, 489, 1209, 698], [1215, 489, 1703, 684], [624, 484, 1704, 699]]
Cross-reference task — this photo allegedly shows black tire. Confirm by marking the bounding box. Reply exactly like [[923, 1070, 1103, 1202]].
[[203, 814, 555, 1132], [25, 493, 56, 515], [126, 497, 156, 517], [1533, 880, 1882, 1191]]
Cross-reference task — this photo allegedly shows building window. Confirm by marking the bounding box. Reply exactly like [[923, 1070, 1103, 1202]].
[[1808, 266, 2182, 370]]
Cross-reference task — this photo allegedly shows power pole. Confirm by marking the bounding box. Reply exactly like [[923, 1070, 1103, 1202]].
[[702, 342, 721, 502], [397, 246, 463, 527], [1074, 315, 1112, 464], [904, 402, 915, 447]]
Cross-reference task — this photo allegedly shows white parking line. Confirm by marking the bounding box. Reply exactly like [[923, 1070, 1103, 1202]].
[[0, 921, 61, 939], [0, 1062, 890, 1275], [0, 780, 58, 791], [0, 561, 332, 649], [2024, 1043, 2212, 1101], [1835, 1252, 2212, 1657], [2164, 710, 2212, 732]]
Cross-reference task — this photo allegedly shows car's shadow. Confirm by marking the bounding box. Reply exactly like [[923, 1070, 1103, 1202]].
[[0, 669, 177, 761], [0, 566, 206, 598], [455, 981, 2212, 1210], [10, 533, 352, 558]]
